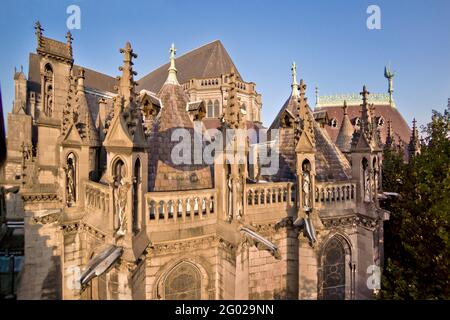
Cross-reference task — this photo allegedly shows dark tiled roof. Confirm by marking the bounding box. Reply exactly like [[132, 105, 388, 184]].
[[137, 40, 242, 93], [316, 104, 411, 145]]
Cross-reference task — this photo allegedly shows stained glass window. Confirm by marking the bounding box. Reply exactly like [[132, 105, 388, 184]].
[[321, 238, 345, 300], [164, 263, 201, 300]]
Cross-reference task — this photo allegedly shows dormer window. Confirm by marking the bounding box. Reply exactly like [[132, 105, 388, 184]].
[[330, 118, 338, 128], [378, 117, 385, 127]]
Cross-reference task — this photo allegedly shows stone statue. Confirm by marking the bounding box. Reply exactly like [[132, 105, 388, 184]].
[[114, 178, 129, 237], [236, 177, 243, 220], [66, 158, 76, 205], [302, 171, 311, 210], [227, 175, 233, 222], [302, 162, 312, 211]]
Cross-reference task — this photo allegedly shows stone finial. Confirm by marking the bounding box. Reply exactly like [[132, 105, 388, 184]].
[[66, 31, 73, 57], [165, 43, 179, 85], [343, 100, 348, 115], [291, 62, 299, 97], [117, 42, 138, 102]]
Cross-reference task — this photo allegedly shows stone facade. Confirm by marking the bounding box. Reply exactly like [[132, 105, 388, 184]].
[[0, 24, 391, 300]]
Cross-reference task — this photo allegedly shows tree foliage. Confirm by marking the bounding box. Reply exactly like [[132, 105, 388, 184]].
[[380, 105, 450, 299]]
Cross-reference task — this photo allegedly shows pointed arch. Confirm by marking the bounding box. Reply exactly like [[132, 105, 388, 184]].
[[153, 257, 212, 300], [318, 234, 353, 300]]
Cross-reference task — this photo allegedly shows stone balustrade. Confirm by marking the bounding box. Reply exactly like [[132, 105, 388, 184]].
[[146, 189, 217, 224], [246, 182, 295, 208], [182, 77, 253, 92], [314, 181, 356, 209], [84, 181, 111, 214]]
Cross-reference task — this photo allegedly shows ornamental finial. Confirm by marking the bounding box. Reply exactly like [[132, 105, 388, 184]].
[[291, 62, 299, 97], [165, 43, 179, 85]]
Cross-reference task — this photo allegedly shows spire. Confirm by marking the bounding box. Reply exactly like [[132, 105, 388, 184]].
[[165, 43, 179, 85], [336, 101, 354, 153], [385, 119, 395, 149], [291, 62, 299, 97], [66, 31, 73, 57], [294, 78, 315, 146], [116, 42, 138, 103], [223, 67, 243, 129], [34, 21, 43, 48], [315, 86, 319, 107], [408, 118, 420, 158], [384, 65, 395, 107], [360, 85, 373, 134]]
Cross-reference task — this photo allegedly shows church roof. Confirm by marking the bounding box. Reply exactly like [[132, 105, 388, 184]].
[[268, 90, 352, 182], [137, 40, 242, 93], [316, 103, 411, 146]]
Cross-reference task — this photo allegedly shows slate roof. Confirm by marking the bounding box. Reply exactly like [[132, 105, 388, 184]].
[[147, 82, 213, 192], [137, 40, 242, 93]]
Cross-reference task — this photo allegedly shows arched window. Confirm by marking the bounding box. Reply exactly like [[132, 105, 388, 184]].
[[319, 237, 346, 300], [164, 262, 201, 300], [132, 158, 141, 234], [207, 100, 213, 118], [114, 159, 125, 183], [213, 100, 220, 117], [66, 153, 77, 206]]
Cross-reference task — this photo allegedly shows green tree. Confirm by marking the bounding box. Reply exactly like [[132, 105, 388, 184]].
[[380, 105, 450, 299]]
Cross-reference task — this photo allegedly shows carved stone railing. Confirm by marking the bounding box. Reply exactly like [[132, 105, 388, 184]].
[[314, 181, 356, 209], [246, 182, 295, 208], [145, 189, 217, 224], [84, 181, 111, 214]]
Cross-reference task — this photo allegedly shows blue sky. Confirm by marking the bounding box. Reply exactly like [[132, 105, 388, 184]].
[[1, 0, 449, 129]]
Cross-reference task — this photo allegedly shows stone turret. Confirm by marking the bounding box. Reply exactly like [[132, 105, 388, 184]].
[[13, 66, 27, 114]]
